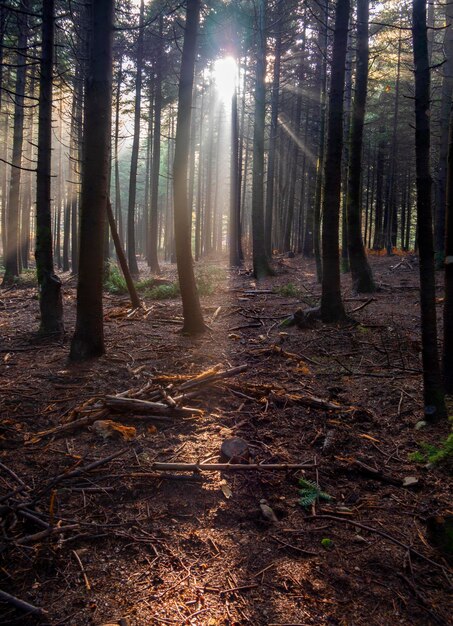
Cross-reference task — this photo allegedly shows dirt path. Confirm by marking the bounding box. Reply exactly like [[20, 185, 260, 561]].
[[0, 255, 451, 625]]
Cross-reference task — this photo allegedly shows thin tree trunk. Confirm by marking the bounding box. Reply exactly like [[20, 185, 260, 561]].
[[126, 0, 144, 278], [149, 15, 163, 274], [320, 0, 350, 321], [265, 21, 281, 257], [346, 0, 375, 293], [443, 100, 453, 393], [252, 0, 274, 278], [435, 0, 453, 268], [35, 0, 63, 334], [2, 1, 30, 284], [412, 0, 446, 418], [173, 0, 205, 334]]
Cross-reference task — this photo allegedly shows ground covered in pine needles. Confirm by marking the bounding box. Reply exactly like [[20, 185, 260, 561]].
[[0, 254, 452, 626]]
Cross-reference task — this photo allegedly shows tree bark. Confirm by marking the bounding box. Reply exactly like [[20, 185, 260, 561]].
[[2, 0, 30, 285], [35, 0, 63, 335], [149, 15, 163, 274], [444, 100, 453, 394], [412, 0, 446, 418], [252, 0, 274, 279], [320, 0, 350, 322], [346, 0, 375, 293], [126, 0, 144, 278], [173, 0, 205, 334], [70, 0, 113, 360]]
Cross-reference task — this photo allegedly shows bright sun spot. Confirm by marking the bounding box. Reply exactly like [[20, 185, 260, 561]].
[[213, 57, 237, 102]]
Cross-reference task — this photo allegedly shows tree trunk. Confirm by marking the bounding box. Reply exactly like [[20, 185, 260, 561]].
[[435, 0, 453, 268], [173, 0, 205, 334], [346, 0, 375, 293], [444, 101, 453, 394], [70, 0, 113, 360], [309, 0, 328, 279], [320, 0, 350, 322], [412, 0, 446, 418], [2, 0, 30, 285], [126, 0, 144, 278], [229, 78, 241, 266], [114, 57, 124, 249], [265, 23, 281, 257], [252, 0, 274, 279], [149, 15, 163, 274], [35, 0, 63, 334]]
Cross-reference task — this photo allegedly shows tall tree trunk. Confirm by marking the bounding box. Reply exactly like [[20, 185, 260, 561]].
[[229, 76, 241, 266], [114, 56, 124, 248], [35, 0, 63, 334], [435, 0, 453, 268], [127, 0, 144, 278], [309, 0, 328, 279], [264, 21, 281, 257], [412, 0, 446, 418], [70, 0, 113, 360], [173, 0, 205, 334], [149, 15, 163, 274], [2, 1, 30, 284], [443, 100, 453, 393], [346, 0, 375, 293], [252, 0, 274, 278], [320, 0, 350, 321]]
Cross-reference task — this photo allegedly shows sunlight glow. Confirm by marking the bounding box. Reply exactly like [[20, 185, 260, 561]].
[[213, 57, 237, 102]]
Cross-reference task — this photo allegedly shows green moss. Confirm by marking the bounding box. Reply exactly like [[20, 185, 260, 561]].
[[274, 283, 301, 298]]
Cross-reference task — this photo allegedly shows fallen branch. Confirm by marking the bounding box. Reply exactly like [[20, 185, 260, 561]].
[[104, 395, 203, 415], [0, 589, 47, 618], [129, 461, 314, 473], [304, 515, 450, 575]]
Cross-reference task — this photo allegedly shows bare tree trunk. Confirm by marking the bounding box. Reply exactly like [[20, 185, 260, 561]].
[[2, 0, 30, 284], [412, 0, 446, 418], [346, 0, 375, 293], [70, 0, 113, 360], [435, 0, 453, 268], [252, 0, 274, 279], [149, 15, 163, 274], [264, 20, 281, 257], [114, 57, 124, 248], [35, 0, 63, 334], [126, 0, 144, 278], [229, 77, 241, 266], [444, 100, 453, 394], [320, 0, 350, 321], [173, 0, 205, 334]]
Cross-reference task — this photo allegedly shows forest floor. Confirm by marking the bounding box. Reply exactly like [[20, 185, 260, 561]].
[[0, 253, 452, 626]]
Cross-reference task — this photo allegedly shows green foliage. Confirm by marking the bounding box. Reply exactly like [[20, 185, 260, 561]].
[[194, 265, 226, 296], [274, 283, 301, 298], [104, 263, 128, 294], [17, 269, 38, 287], [321, 538, 334, 549], [104, 262, 226, 300], [298, 478, 333, 509], [146, 283, 180, 300], [409, 434, 453, 466]]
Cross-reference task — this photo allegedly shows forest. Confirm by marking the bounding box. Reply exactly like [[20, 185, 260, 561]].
[[0, 0, 452, 623]]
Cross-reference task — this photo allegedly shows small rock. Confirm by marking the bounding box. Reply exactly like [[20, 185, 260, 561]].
[[220, 437, 250, 463], [402, 476, 419, 487], [260, 499, 279, 523], [415, 420, 427, 430]]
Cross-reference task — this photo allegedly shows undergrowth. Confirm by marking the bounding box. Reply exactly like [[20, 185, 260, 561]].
[[409, 433, 453, 467], [274, 282, 300, 298], [104, 262, 226, 300]]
